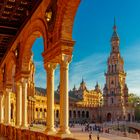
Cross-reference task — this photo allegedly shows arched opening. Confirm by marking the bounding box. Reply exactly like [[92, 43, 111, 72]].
[[32, 37, 46, 87], [128, 113, 131, 121], [86, 111, 89, 118], [73, 110, 76, 118], [107, 113, 112, 122], [82, 111, 85, 118], [56, 110, 59, 118], [44, 109, 47, 118], [11, 103, 14, 120], [78, 111, 80, 118]]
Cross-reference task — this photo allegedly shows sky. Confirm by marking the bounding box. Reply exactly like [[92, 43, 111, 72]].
[[32, 0, 140, 95]]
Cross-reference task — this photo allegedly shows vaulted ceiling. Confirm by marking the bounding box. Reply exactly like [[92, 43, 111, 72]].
[[0, 0, 42, 62]]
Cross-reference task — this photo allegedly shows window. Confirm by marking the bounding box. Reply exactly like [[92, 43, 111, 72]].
[[56, 110, 59, 118], [111, 98, 113, 104], [111, 80, 114, 85], [115, 64, 117, 71]]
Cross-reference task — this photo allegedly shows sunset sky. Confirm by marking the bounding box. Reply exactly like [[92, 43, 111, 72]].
[[32, 0, 140, 95]]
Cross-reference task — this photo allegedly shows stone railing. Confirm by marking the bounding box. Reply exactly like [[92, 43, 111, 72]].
[[109, 129, 138, 139], [126, 122, 140, 130], [0, 124, 77, 140]]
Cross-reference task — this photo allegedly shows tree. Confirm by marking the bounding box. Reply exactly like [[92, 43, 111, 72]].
[[128, 93, 140, 121]]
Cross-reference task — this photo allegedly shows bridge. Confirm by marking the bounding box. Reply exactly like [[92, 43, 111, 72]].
[[126, 122, 140, 132]]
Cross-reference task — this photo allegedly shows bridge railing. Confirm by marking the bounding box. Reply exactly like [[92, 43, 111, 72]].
[[126, 122, 140, 130]]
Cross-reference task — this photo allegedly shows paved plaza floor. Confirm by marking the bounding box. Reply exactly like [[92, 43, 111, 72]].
[[72, 131, 137, 140], [29, 124, 137, 140]]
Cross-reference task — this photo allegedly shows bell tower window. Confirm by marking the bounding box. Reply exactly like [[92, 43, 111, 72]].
[[111, 80, 114, 85]]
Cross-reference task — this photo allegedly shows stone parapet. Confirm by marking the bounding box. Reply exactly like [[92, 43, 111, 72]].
[[0, 124, 77, 140]]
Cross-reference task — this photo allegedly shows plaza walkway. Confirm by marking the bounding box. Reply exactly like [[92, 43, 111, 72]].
[[29, 124, 137, 140], [72, 131, 137, 140]]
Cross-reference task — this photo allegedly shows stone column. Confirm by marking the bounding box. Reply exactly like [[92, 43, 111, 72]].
[[31, 101, 33, 122], [45, 62, 57, 134], [22, 80, 28, 128], [33, 101, 35, 121], [28, 100, 31, 124], [0, 94, 4, 123], [58, 55, 71, 135], [5, 89, 11, 125], [16, 82, 22, 126]]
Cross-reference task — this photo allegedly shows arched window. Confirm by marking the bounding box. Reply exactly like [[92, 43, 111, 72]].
[[56, 110, 59, 118], [82, 111, 85, 118], [86, 111, 89, 118], [111, 80, 114, 85], [78, 111, 80, 118], [73, 111, 76, 118]]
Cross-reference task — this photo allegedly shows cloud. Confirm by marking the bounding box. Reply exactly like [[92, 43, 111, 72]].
[[126, 69, 140, 95], [69, 53, 107, 90], [122, 41, 140, 70], [121, 41, 140, 95]]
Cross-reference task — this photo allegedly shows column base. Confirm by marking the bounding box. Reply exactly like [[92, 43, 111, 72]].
[[21, 124, 29, 129], [15, 125, 21, 129], [57, 128, 73, 138], [45, 127, 56, 135], [4, 122, 11, 126]]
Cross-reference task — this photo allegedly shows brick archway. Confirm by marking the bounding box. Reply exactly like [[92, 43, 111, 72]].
[[5, 52, 16, 87], [20, 19, 48, 72]]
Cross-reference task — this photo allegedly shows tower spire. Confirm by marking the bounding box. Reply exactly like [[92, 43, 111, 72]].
[[113, 17, 117, 31], [111, 17, 119, 41]]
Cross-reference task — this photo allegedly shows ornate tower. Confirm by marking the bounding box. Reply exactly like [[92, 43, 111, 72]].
[[103, 19, 129, 121], [79, 78, 87, 91]]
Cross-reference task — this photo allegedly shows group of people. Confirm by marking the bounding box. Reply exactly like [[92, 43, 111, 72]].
[[80, 123, 102, 140], [82, 123, 103, 132]]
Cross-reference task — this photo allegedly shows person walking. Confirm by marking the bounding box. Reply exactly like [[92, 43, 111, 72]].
[[89, 132, 92, 140], [97, 132, 100, 140]]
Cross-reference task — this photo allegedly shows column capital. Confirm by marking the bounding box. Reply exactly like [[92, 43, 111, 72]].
[[44, 62, 57, 71], [15, 71, 30, 82], [59, 54, 72, 70], [5, 87, 12, 92]]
